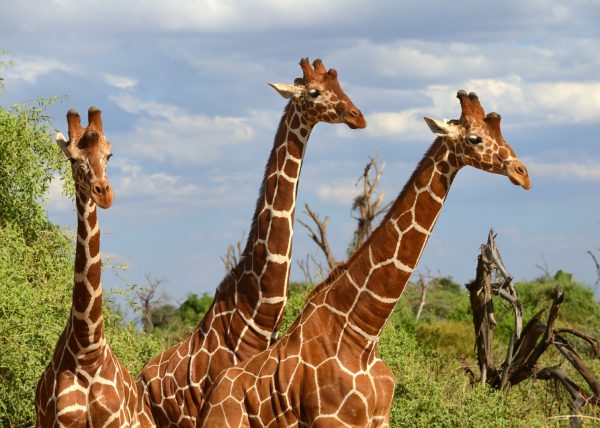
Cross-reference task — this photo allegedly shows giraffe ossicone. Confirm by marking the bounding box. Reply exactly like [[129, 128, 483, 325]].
[[35, 107, 140, 427], [198, 90, 530, 427], [136, 58, 366, 427]]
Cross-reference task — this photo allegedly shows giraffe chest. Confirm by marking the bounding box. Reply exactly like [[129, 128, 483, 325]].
[[37, 353, 139, 428]]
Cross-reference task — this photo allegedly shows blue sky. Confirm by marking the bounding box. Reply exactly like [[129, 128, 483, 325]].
[[1, 1, 599, 303]]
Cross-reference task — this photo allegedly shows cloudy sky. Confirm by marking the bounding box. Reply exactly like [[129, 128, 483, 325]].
[[2, 1, 599, 303]]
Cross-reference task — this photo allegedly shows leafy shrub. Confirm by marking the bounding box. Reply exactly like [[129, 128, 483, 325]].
[[415, 320, 475, 356]]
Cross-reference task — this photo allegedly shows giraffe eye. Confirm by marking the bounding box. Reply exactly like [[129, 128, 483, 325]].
[[308, 88, 320, 98], [107, 154, 113, 161], [68, 158, 76, 165], [468, 134, 483, 144]]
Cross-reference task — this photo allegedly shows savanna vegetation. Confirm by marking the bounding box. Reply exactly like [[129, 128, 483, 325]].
[[1, 63, 599, 427]]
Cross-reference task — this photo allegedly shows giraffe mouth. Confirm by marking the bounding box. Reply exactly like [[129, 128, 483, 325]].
[[344, 114, 367, 129], [93, 194, 114, 209], [506, 161, 531, 190], [343, 106, 367, 129]]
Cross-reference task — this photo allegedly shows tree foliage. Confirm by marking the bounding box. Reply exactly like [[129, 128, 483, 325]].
[[0, 97, 72, 241], [179, 293, 213, 324]]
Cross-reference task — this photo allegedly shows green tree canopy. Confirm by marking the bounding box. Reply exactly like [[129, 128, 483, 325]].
[[179, 293, 214, 324]]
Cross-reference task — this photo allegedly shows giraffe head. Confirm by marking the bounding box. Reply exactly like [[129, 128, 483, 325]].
[[424, 90, 530, 190], [268, 57, 366, 129], [56, 107, 114, 208]]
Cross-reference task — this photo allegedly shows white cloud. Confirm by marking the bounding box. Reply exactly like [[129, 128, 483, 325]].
[[108, 158, 257, 207], [366, 109, 428, 140], [315, 181, 358, 206], [45, 176, 73, 214], [6, 56, 75, 83], [109, 93, 259, 164], [364, 77, 600, 140], [331, 37, 600, 84], [104, 74, 138, 90], [111, 159, 200, 202], [529, 82, 600, 123], [1, 0, 365, 34], [525, 159, 600, 180]]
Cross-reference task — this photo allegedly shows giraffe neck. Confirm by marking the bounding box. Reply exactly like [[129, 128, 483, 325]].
[[221, 102, 313, 341], [323, 138, 460, 348], [69, 189, 105, 352]]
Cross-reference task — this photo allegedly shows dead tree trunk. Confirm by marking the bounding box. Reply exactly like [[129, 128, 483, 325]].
[[348, 155, 390, 256], [465, 230, 600, 426]]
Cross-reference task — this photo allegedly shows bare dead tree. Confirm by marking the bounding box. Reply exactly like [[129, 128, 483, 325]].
[[348, 155, 391, 256], [135, 273, 167, 331], [298, 203, 338, 271], [296, 253, 326, 286], [221, 232, 244, 272], [415, 268, 432, 322], [587, 250, 600, 289], [535, 253, 552, 279], [465, 230, 600, 427]]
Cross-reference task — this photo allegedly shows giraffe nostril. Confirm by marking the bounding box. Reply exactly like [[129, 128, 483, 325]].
[[93, 185, 102, 195], [516, 166, 525, 175]]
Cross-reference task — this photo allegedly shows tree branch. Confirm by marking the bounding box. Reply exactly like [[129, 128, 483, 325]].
[[298, 203, 337, 271]]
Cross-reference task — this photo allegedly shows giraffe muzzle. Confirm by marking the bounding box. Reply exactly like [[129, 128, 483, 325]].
[[344, 108, 367, 129], [91, 179, 114, 208], [506, 160, 531, 190]]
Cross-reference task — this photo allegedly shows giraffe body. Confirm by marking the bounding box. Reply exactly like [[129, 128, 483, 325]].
[[35, 108, 139, 427], [198, 91, 530, 426], [136, 58, 366, 426]]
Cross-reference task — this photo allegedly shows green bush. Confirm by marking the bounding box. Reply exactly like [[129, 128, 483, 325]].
[[0, 224, 73, 425], [415, 320, 475, 356]]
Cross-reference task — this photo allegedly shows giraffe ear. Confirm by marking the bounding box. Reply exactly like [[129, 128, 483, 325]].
[[424, 117, 459, 138], [55, 132, 69, 152], [268, 83, 302, 99]]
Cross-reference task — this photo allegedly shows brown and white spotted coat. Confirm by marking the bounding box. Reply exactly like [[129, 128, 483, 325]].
[[136, 58, 366, 427], [35, 108, 140, 427], [198, 91, 531, 427]]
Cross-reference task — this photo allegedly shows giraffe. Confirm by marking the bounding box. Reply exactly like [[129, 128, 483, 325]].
[[35, 107, 140, 427], [198, 90, 531, 427], [136, 58, 366, 426]]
